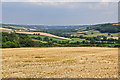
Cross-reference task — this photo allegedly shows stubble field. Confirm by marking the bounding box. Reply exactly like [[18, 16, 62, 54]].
[[2, 47, 118, 78]]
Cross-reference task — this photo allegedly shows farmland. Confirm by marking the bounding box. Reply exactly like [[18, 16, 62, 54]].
[[16, 31, 72, 40], [2, 23, 120, 48], [2, 47, 118, 78]]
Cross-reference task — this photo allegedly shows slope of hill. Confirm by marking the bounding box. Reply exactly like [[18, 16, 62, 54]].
[[72, 23, 119, 38], [16, 31, 72, 40], [1, 23, 120, 48], [2, 24, 86, 31], [77, 23, 120, 33]]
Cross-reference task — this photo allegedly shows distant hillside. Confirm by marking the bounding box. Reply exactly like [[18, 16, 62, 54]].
[[2, 23, 119, 33], [2, 24, 86, 31], [84, 23, 120, 33], [1, 23, 120, 48]]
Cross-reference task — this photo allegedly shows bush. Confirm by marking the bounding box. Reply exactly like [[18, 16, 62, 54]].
[[2, 41, 20, 48]]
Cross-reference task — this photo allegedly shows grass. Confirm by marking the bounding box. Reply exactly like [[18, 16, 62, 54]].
[[29, 34, 118, 45], [29, 35, 90, 43], [76, 30, 118, 37], [70, 38, 86, 42], [28, 35, 45, 39]]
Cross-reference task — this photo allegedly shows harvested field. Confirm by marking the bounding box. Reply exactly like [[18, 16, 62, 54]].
[[0, 28, 13, 33], [2, 47, 118, 78], [1, 28, 12, 31], [16, 31, 72, 40], [107, 37, 119, 39]]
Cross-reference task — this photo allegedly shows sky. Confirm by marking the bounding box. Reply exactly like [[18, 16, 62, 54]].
[[118, 2, 120, 22], [1, 0, 119, 2], [2, 1, 118, 25]]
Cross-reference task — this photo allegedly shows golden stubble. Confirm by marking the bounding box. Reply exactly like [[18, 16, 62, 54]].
[[2, 47, 118, 78]]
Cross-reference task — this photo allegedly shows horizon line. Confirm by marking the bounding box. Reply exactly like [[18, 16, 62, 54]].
[[2, 22, 118, 26]]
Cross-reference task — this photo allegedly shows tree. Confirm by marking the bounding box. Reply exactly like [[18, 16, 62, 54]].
[[37, 37, 42, 40], [90, 39, 96, 44], [91, 32, 94, 34], [76, 41, 80, 45], [3, 41, 20, 48], [103, 36, 107, 41], [50, 38, 53, 41], [43, 37, 49, 42], [79, 35, 83, 38], [111, 35, 113, 37], [108, 33, 111, 36], [86, 27, 90, 30], [82, 41, 86, 44]]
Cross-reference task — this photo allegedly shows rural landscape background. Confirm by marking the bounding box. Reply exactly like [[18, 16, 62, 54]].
[[1, 1, 120, 78]]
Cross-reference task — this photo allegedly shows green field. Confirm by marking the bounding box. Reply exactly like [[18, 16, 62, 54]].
[[70, 38, 87, 42], [28, 34, 89, 43], [76, 30, 118, 37]]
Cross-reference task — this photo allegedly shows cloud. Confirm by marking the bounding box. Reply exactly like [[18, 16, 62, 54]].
[[101, 0, 119, 2], [2, 0, 117, 25], [2, 0, 118, 9], [28, 2, 81, 9], [2, 0, 118, 10], [27, 2, 117, 10], [2, 0, 119, 2]]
